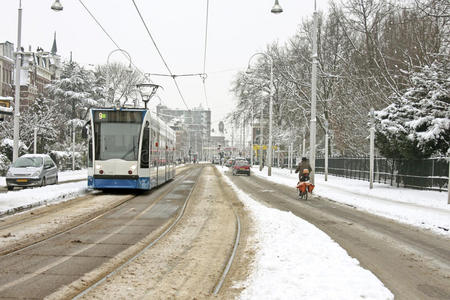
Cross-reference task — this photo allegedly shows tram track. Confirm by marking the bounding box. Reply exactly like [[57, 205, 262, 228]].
[[0, 166, 193, 255], [61, 164, 248, 299], [71, 166, 201, 299], [0, 166, 202, 299]]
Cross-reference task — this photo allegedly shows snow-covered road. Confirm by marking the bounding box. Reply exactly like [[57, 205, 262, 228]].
[[252, 166, 450, 237], [1, 165, 448, 299]]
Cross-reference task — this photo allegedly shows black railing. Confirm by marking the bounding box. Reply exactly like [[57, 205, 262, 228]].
[[315, 157, 449, 192]]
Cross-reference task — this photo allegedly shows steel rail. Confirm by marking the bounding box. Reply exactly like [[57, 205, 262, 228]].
[[0, 167, 191, 256], [72, 167, 201, 299], [0, 193, 135, 257], [213, 172, 242, 295]]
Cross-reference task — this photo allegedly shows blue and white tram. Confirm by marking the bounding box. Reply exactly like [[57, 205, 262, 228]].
[[86, 107, 175, 190]]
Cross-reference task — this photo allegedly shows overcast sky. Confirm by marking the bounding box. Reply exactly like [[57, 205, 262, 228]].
[[1, 0, 329, 131]]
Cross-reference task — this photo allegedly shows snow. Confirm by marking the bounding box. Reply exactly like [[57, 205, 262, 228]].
[[1, 165, 447, 299], [0, 106, 13, 114], [0, 169, 88, 216], [251, 167, 450, 237], [218, 166, 394, 299]]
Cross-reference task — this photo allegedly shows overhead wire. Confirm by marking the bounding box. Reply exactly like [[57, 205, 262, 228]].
[[131, 0, 190, 110], [77, 0, 166, 106], [202, 0, 210, 109]]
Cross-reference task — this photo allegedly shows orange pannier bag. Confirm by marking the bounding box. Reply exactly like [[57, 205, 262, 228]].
[[297, 182, 315, 193]]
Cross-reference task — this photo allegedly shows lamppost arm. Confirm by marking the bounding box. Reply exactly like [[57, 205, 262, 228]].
[[106, 48, 133, 105], [246, 52, 274, 176]]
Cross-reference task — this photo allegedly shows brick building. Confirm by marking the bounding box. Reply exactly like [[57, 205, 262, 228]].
[[0, 41, 14, 98], [0, 33, 61, 110]]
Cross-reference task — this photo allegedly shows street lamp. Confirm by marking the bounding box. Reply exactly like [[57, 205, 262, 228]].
[[13, 1, 63, 162], [246, 52, 274, 176], [271, 0, 283, 14], [136, 83, 161, 109], [271, 0, 318, 184], [51, 0, 63, 11], [106, 48, 133, 105]]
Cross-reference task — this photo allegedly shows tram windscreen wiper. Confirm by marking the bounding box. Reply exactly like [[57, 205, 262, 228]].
[[121, 138, 137, 160]]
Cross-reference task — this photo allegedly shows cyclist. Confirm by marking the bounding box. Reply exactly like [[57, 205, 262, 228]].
[[295, 157, 312, 182]]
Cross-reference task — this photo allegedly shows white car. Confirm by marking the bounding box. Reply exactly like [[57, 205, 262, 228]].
[[6, 154, 58, 191]]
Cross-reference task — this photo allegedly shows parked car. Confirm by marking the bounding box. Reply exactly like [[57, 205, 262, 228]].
[[212, 155, 220, 164], [6, 154, 58, 191], [232, 159, 251, 176], [225, 158, 235, 167]]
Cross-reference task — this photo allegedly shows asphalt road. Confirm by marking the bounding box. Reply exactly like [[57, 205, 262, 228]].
[[227, 169, 450, 300]]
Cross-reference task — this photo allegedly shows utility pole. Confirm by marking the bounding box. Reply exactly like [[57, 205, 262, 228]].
[[72, 122, 75, 171], [302, 128, 306, 158], [309, 2, 318, 185], [325, 120, 329, 181], [34, 127, 37, 154], [250, 105, 254, 166], [370, 107, 375, 189], [12, 1, 23, 162]]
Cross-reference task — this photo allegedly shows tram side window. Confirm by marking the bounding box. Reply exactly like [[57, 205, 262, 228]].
[[151, 129, 158, 167], [88, 138, 93, 167], [141, 127, 150, 168]]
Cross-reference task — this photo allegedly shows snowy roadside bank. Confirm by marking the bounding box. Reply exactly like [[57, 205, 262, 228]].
[[218, 167, 393, 299], [0, 170, 89, 217], [0, 181, 89, 217], [253, 167, 450, 236]]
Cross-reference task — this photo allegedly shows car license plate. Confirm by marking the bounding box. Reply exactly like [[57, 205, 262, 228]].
[[240, 168, 246, 170], [17, 179, 28, 183]]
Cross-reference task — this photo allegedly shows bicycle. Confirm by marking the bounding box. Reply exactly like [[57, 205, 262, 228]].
[[296, 169, 314, 200]]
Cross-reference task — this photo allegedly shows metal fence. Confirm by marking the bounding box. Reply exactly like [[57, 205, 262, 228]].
[[315, 157, 449, 192]]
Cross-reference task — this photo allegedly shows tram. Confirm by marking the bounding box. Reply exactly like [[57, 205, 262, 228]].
[[86, 107, 175, 190]]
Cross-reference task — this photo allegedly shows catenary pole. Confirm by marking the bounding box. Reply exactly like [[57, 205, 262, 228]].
[[325, 120, 329, 181], [13, 1, 23, 162], [34, 127, 37, 154], [309, 0, 318, 185], [370, 107, 375, 189]]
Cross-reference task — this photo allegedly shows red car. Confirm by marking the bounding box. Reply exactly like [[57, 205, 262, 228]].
[[232, 160, 250, 176]]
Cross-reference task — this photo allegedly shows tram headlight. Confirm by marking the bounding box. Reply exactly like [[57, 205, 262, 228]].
[[130, 165, 137, 170], [95, 164, 102, 170]]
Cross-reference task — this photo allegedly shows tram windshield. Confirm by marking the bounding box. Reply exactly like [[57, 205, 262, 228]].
[[93, 111, 142, 161]]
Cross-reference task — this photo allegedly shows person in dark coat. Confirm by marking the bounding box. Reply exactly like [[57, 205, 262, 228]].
[[295, 157, 312, 182]]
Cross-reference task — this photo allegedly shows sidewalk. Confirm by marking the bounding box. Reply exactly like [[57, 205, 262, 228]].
[[252, 166, 450, 237]]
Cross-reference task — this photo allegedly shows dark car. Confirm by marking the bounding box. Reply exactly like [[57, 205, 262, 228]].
[[6, 154, 58, 191], [232, 160, 251, 176]]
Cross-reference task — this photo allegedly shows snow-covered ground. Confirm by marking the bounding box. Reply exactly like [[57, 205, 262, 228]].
[[0, 165, 447, 299], [0, 170, 88, 216], [218, 166, 394, 299], [252, 166, 450, 237]]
